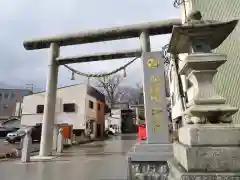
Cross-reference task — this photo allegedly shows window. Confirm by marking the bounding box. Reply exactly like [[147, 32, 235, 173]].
[[98, 103, 101, 110], [89, 100, 94, 109], [36, 105, 44, 113], [72, 129, 84, 136], [63, 103, 75, 112], [0, 92, 2, 101]]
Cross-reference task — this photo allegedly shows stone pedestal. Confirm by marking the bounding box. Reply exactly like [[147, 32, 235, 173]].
[[168, 124, 240, 179], [168, 52, 239, 179], [128, 142, 173, 180], [21, 128, 32, 163], [168, 158, 240, 180], [129, 142, 173, 162]]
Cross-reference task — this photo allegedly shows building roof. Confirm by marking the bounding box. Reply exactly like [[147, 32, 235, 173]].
[[24, 83, 105, 102], [25, 83, 84, 96], [87, 85, 105, 102]]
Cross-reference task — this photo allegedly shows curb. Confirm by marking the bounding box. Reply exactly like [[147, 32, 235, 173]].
[[73, 139, 93, 145], [0, 137, 110, 160], [0, 148, 40, 160]]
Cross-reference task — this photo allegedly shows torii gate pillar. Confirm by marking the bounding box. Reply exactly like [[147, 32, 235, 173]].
[[39, 43, 59, 157]]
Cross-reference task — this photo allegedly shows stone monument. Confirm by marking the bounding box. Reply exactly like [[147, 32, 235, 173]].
[[167, 11, 240, 179], [127, 51, 173, 179], [21, 127, 32, 162]]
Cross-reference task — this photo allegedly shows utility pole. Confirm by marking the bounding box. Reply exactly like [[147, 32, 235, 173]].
[[26, 84, 34, 92]]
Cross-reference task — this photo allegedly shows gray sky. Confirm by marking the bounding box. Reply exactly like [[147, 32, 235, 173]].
[[0, 0, 180, 91]]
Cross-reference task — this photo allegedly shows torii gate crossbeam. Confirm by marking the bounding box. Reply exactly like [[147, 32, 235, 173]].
[[24, 19, 180, 50]]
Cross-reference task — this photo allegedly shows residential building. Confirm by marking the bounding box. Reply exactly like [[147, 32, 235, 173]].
[[170, 0, 240, 123], [21, 84, 106, 138], [105, 109, 122, 133], [0, 88, 32, 121]]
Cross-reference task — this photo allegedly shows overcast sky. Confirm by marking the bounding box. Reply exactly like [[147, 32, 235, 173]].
[[0, 0, 180, 91]]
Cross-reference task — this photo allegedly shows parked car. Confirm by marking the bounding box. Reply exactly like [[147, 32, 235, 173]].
[[6, 124, 42, 144], [0, 127, 18, 138], [106, 125, 116, 135]]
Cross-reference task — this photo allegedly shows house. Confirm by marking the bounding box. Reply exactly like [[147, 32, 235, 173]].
[[105, 108, 137, 134], [21, 84, 106, 139], [0, 88, 32, 121], [105, 109, 122, 133]]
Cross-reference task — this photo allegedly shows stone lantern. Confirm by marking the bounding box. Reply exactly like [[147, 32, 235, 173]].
[[167, 11, 240, 179]]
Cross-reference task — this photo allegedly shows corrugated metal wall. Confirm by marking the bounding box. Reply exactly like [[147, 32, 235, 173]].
[[192, 0, 240, 123]]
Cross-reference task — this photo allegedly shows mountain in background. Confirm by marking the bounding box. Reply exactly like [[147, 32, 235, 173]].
[[0, 82, 19, 89]]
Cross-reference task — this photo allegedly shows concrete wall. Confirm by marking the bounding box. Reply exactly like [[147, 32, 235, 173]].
[[85, 85, 105, 135], [57, 85, 87, 129], [179, 0, 240, 123], [85, 95, 97, 121], [96, 100, 105, 136]]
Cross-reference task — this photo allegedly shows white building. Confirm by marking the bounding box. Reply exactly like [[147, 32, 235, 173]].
[[21, 84, 106, 138], [105, 109, 122, 133], [167, 56, 194, 128]]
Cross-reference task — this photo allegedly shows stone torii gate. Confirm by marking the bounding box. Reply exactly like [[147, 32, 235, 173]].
[[23, 19, 181, 158]]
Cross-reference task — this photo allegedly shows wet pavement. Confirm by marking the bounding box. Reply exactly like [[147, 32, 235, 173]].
[[0, 139, 39, 155], [0, 134, 137, 180]]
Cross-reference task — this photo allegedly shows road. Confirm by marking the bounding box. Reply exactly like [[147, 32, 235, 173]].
[[0, 134, 137, 180], [0, 139, 39, 155]]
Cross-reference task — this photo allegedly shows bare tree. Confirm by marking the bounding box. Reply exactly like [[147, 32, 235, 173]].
[[95, 74, 124, 109], [95, 76, 145, 109]]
